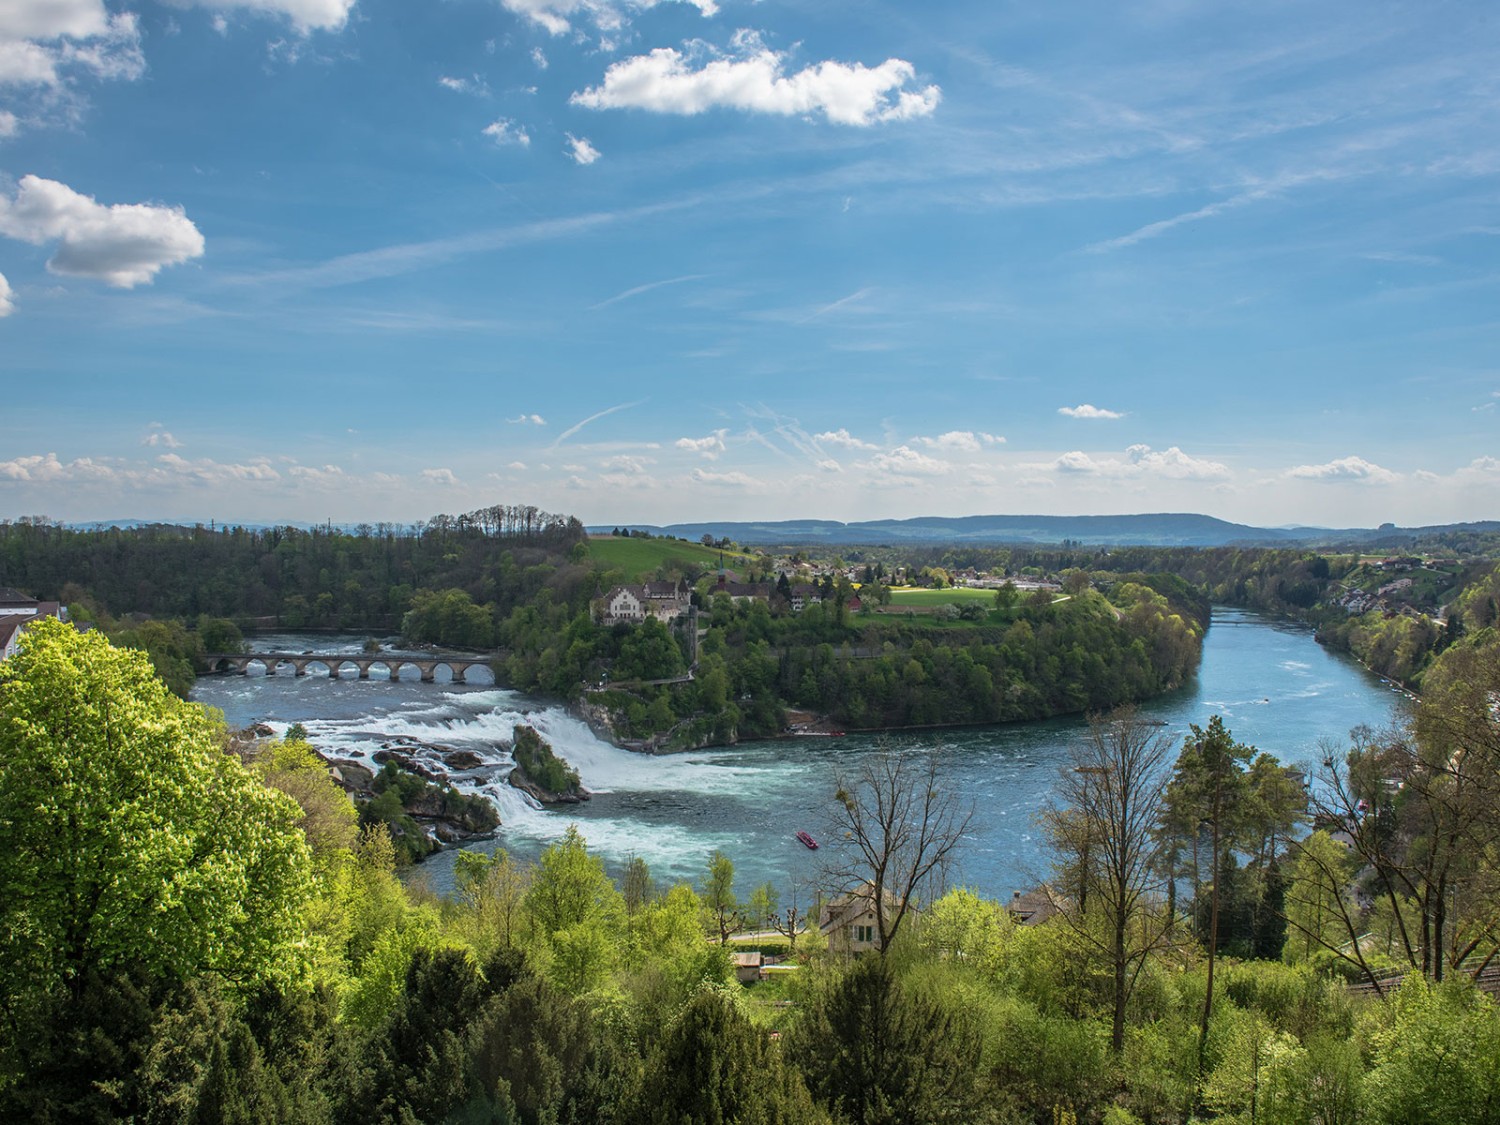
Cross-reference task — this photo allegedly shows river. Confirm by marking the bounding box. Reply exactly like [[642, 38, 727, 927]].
[[191, 608, 1401, 900]]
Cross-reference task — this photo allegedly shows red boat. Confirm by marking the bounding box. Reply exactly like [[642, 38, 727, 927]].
[[795, 830, 819, 850]]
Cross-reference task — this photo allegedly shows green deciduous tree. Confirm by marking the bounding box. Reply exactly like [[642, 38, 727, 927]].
[[0, 620, 314, 1009]]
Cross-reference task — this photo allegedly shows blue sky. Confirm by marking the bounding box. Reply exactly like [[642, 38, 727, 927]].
[[1, 0, 1497, 528]]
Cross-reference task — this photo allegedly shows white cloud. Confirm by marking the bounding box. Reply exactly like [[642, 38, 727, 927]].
[[815, 428, 878, 450], [506, 412, 546, 425], [420, 467, 460, 485], [565, 133, 601, 165], [531, 46, 548, 70], [1286, 456, 1401, 484], [0, 271, 12, 317], [816, 458, 842, 473], [0, 9, 142, 90], [506, 460, 527, 470], [286, 463, 345, 485], [0, 1, 112, 40], [690, 468, 755, 487], [440, 74, 490, 96], [482, 118, 530, 147], [571, 39, 941, 127], [500, 0, 716, 38], [675, 430, 726, 458], [1059, 404, 1124, 420], [0, 452, 110, 481], [601, 454, 653, 474], [1052, 445, 1231, 481], [860, 445, 950, 476], [0, 110, 15, 136], [912, 430, 1003, 452], [0, 175, 205, 287], [159, 0, 357, 34], [161, 453, 279, 483], [142, 425, 182, 448]]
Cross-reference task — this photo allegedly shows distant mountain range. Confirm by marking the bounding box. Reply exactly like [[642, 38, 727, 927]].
[[589, 514, 1500, 549]]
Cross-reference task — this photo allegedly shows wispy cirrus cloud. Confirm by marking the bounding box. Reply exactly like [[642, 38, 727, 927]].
[[591, 273, 706, 310], [551, 399, 645, 448], [507, 413, 547, 425]]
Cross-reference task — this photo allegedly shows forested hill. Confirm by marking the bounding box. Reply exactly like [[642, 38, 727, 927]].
[[0, 506, 587, 630], [597, 514, 1500, 549]]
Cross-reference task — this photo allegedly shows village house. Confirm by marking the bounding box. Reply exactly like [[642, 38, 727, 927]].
[[819, 883, 908, 955], [0, 587, 69, 663], [594, 581, 691, 626]]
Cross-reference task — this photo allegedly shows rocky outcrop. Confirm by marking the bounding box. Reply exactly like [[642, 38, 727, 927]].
[[507, 767, 590, 805]]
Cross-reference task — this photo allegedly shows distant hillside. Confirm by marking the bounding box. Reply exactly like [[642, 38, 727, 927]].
[[586, 536, 756, 581], [587, 515, 1500, 549]]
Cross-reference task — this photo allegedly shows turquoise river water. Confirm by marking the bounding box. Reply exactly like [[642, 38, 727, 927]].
[[191, 608, 1402, 899]]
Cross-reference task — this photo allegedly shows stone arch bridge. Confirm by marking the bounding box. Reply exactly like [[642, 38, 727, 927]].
[[206, 652, 495, 684]]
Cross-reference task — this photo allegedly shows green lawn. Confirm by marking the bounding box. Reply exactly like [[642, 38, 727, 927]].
[[886, 585, 1004, 607], [587, 535, 757, 581]]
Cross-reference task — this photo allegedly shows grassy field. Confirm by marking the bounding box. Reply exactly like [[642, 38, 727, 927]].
[[587, 535, 756, 581], [886, 586, 1002, 607]]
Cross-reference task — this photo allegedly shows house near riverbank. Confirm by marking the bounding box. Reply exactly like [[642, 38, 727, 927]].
[[0, 588, 69, 663]]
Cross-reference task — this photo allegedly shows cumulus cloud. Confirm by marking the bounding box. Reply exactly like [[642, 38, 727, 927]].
[[483, 118, 530, 147], [0, 271, 12, 317], [572, 37, 941, 126], [501, 0, 716, 38], [601, 454, 653, 474], [1053, 445, 1231, 481], [160, 0, 357, 34], [286, 463, 345, 486], [691, 468, 755, 487], [507, 460, 527, 470], [816, 458, 842, 473], [142, 424, 182, 448], [506, 413, 546, 425], [565, 133, 601, 164], [161, 452, 280, 483], [0, 6, 143, 95], [1059, 404, 1124, 420], [860, 445, 950, 476], [1286, 456, 1401, 484], [0, 175, 205, 287], [815, 428, 878, 450], [0, 452, 111, 482], [675, 430, 726, 458], [420, 467, 460, 485], [531, 46, 548, 69], [912, 430, 1003, 452]]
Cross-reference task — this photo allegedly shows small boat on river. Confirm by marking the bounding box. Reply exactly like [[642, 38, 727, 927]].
[[795, 830, 819, 850]]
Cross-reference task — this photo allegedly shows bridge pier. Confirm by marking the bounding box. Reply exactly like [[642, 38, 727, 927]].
[[420, 669, 435, 683], [358, 667, 370, 680], [453, 668, 466, 685]]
